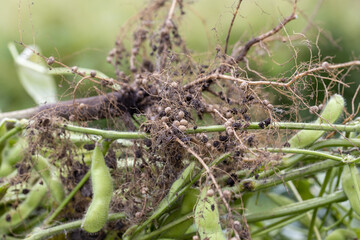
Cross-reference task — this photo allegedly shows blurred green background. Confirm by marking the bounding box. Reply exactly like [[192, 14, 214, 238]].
[[0, 0, 359, 113]]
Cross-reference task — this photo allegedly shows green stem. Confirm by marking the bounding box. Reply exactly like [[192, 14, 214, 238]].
[[62, 122, 360, 140], [186, 122, 360, 134], [0, 126, 22, 146], [25, 212, 125, 240], [245, 191, 347, 223], [222, 138, 360, 183], [310, 138, 360, 149], [251, 212, 307, 237], [264, 148, 343, 161], [48, 67, 109, 78], [133, 213, 193, 240], [62, 124, 149, 139], [287, 181, 321, 240], [323, 208, 352, 231], [44, 170, 91, 225], [229, 159, 342, 193], [307, 168, 332, 240]]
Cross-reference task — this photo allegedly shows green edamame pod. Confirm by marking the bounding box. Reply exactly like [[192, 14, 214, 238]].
[[0, 182, 10, 201], [32, 155, 65, 203], [289, 94, 344, 148], [0, 138, 26, 177], [180, 188, 200, 215], [194, 186, 226, 240], [0, 122, 7, 166], [156, 162, 196, 216], [168, 162, 196, 200], [160, 188, 199, 238], [82, 141, 113, 233], [325, 229, 357, 240], [341, 164, 360, 216], [0, 180, 47, 233]]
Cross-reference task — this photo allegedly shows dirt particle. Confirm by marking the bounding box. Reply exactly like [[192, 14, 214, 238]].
[[83, 143, 95, 151], [219, 135, 228, 142], [213, 141, 220, 148], [22, 189, 30, 194]]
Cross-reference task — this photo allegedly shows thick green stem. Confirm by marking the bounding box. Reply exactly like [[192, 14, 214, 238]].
[[220, 138, 360, 184], [48, 67, 109, 78], [287, 181, 321, 240], [25, 213, 125, 240], [251, 213, 307, 237], [186, 122, 360, 134], [62, 122, 360, 140], [0, 126, 22, 146], [63, 124, 149, 139], [228, 159, 342, 193], [264, 148, 343, 161], [245, 191, 347, 223], [323, 208, 352, 231], [307, 168, 332, 239], [133, 213, 193, 240]]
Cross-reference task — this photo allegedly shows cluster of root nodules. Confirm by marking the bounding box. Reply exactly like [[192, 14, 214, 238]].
[[17, 0, 325, 238]]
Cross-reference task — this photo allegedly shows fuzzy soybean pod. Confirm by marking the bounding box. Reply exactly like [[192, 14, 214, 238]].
[[32, 154, 65, 204], [194, 186, 226, 240], [341, 164, 360, 216], [0, 182, 10, 201], [0, 180, 48, 233], [81, 141, 113, 233], [0, 138, 26, 177], [288, 94, 345, 149], [160, 188, 200, 238], [156, 161, 196, 215], [168, 162, 196, 200]]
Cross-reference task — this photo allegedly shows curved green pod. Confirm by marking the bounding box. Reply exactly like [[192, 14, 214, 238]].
[[81, 141, 113, 233], [0, 182, 10, 201], [0, 138, 26, 177], [159, 188, 199, 238], [32, 154, 65, 204], [341, 164, 360, 216], [288, 94, 345, 148], [168, 162, 196, 200], [0, 180, 48, 233]]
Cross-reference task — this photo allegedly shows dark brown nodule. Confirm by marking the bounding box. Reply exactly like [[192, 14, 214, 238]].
[[242, 180, 255, 191]]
